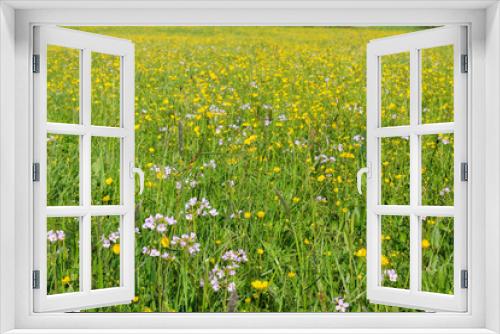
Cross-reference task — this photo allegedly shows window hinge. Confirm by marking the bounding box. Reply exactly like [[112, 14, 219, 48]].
[[461, 54, 468, 73], [32, 163, 40, 182], [32, 270, 40, 289], [32, 54, 40, 73], [461, 269, 468, 289], [461, 162, 468, 182]]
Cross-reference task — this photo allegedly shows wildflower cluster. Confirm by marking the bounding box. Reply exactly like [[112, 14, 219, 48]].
[[47, 230, 65, 243], [184, 197, 218, 221], [205, 249, 248, 292], [171, 232, 201, 256]]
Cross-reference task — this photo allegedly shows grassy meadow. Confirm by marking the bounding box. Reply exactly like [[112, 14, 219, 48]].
[[45, 27, 455, 312]]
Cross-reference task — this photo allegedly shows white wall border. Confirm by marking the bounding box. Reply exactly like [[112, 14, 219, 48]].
[[0, 1, 497, 333], [0, 2, 16, 334]]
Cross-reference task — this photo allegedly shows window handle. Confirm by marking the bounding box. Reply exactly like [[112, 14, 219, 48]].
[[357, 163, 371, 195], [129, 162, 145, 195]]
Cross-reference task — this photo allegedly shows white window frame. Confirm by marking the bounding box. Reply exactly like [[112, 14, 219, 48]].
[[0, 1, 499, 333], [366, 26, 468, 312], [32, 26, 136, 312]]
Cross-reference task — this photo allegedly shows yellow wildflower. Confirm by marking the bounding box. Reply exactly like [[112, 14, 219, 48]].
[[112, 243, 120, 255], [102, 195, 111, 202], [339, 152, 355, 159], [244, 211, 252, 219], [244, 134, 257, 145], [317, 175, 326, 182], [194, 126, 201, 137], [251, 280, 269, 291], [61, 275, 71, 285], [257, 211, 265, 219], [105, 177, 113, 185], [257, 248, 264, 255], [161, 236, 170, 248], [422, 239, 431, 249], [355, 247, 367, 257], [287, 271, 296, 279]]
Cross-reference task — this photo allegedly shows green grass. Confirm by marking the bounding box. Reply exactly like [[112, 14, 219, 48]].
[[45, 26, 455, 312]]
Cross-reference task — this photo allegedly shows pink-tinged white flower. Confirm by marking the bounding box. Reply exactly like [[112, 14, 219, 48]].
[[102, 238, 111, 248], [171, 232, 200, 256], [353, 134, 365, 143], [108, 231, 119, 243], [315, 154, 336, 164], [164, 166, 174, 178], [316, 196, 327, 203], [175, 182, 182, 190], [439, 187, 451, 197], [156, 223, 166, 233], [227, 282, 236, 292], [210, 278, 220, 292], [335, 297, 350, 312], [221, 249, 248, 264], [161, 252, 175, 261], [143, 216, 155, 230], [384, 269, 398, 282], [203, 160, 217, 170], [165, 216, 177, 225], [149, 249, 160, 257], [142, 246, 150, 255], [184, 197, 218, 221], [240, 103, 251, 110], [186, 197, 198, 208], [207, 250, 248, 293], [47, 230, 58, 243], [56, 230, 65, 241], [188, 243, 201, 256]]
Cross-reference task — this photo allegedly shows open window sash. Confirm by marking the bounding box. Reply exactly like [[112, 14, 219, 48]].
[[366, 26, 468, 312], [33, 26, 136, 312]]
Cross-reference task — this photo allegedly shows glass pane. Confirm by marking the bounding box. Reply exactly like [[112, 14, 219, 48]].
[[380, 52, 410, 127], [421, 45, 454, 124], [421, 216, 454, 294], [92, 216, 121, 289], [47, 134, 80, 206], [91, 137, 121, 205], [421, 134, 454, 206], [47, 217, 80, 295], [381, 215, 410, 289], [91, 52, 121, 127], [381, 137, 410, 205], [47, 45, 80, 124]]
